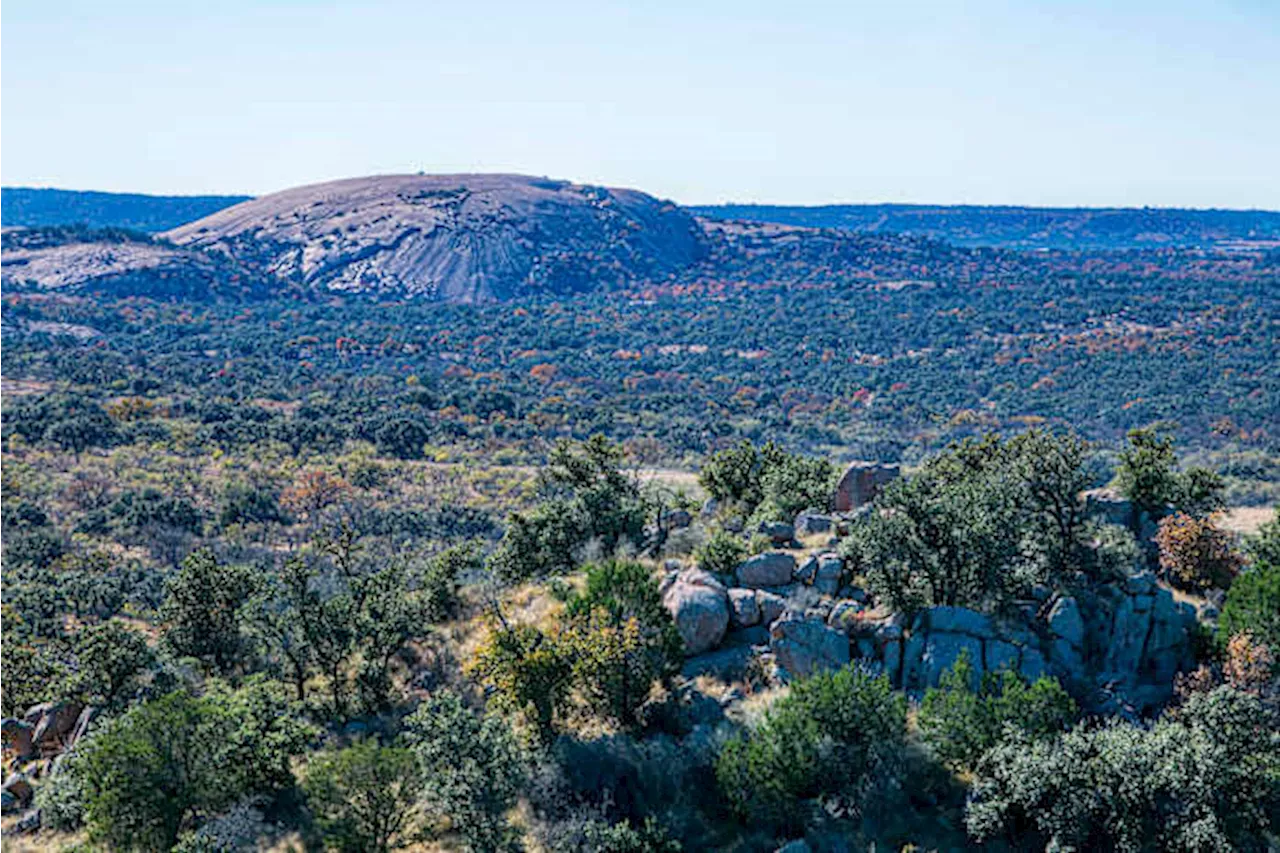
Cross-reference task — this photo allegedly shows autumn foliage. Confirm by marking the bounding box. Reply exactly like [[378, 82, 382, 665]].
[[1154, 512, 1242, 592]]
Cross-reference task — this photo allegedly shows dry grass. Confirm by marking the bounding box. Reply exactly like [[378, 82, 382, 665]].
[[1220, 505, 1275, 536], [0, 827, 86, 853]]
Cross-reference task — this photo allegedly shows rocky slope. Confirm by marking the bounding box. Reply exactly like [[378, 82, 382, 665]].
[[163, 174, 705, 302], [0, 226, 260, 299]]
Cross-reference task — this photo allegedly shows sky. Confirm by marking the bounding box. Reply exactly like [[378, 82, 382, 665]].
[[3, 0, 1279, 208]]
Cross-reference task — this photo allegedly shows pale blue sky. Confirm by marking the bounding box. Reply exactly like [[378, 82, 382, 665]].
[[3, 0, 1278, 207]]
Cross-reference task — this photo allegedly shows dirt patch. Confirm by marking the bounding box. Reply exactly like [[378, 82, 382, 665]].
[[1220, 505, 1275, 536], [1, 378, 52, 396]]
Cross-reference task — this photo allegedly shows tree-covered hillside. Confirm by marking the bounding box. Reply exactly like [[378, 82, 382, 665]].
[[1, 187, 250, 232], [692, 202, 1280, 249]]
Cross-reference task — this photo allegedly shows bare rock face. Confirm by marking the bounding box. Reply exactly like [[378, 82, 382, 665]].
[[0, 229, 240, 296], [833, 462, 900, 512], [164, 174, 706, 302]]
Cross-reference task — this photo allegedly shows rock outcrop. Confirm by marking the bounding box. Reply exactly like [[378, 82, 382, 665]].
[[771, 613, 850, 678], [165, 174, 706, 302], [662, 568, 730, 655], [0, 229, 252, 296], [736, 552, 796, 588], [833, 462, 899, 511], [845, 571, 1197, 713]]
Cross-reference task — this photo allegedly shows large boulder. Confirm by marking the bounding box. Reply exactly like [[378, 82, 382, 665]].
[[662, 569, 730, 655], [813, 554, 844, 596], [909, 632, 985, 689], [757, 520, 795, 545], [756, 590, 788, 626], [918, 606, 995, 638], [728, 588, 761, 628], [794, 511, 833, 536], [31, 701, 83, 755], [1, 774, 33, 813], [833, 461, 899, 512], [681, 644, 755, 681], [1, 719, 34, 762], [1048, 597, 1085, 648], [1083, 487, 1134, 528], [770, 614, 850, 678], [736, 552, 796, 588], [663, 509, 693, 530]]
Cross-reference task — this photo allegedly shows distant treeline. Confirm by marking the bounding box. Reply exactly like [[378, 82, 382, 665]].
[[691, 202, 1280, 250], [2, 187, 250, 232]]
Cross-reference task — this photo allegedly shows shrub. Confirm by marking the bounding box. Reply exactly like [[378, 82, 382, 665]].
[[304, 740, 423, 853], [966, 686, 1280, 851], [468, 623, 573, 742], [1154, 512, 1242, 591], [716, 665, 906, 834], [65, 619, 155, 710], [417, 541, 481, 622], [547, 816, 683, 853], [1219, 560, 1280, 652], [556, 562, 683, 726], [160, 549, 259, 674], [917, 650, 1077, 772], [403, 690, 525, 852], [1246, 506, 1280, 567], [34, 745, 89, 830], [694, 530, 747, 576], [217, 480, 286, 529], [71, 683, 311, 852]]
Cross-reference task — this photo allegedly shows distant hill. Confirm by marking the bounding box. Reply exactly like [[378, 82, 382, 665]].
[[2, 187, 250, 232], [164, 174, 707, 302], [5, 176, 1279, 301], [689, 203, 1280, 250]]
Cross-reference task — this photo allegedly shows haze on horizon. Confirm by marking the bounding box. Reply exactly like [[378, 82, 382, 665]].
[[3, 0, 1279, 210]]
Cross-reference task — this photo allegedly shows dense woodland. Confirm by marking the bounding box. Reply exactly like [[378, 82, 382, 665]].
[[2, 203, 1279, 851]]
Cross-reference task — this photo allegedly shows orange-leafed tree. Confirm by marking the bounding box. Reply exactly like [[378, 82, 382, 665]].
[[1154, 512, 1242, 592]]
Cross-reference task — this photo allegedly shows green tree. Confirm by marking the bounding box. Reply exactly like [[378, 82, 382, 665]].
[[418, 541, 482, 622], [1219, 559, 1280, 652], [716, 665, 906, 835], [354, 564, 427, 713], [917, 650, 1077, 772], [1007, 429, 1093, 576], [1116, 426, 1224, 522], [561, 561, 683, 726], [698, 440, 765, 508], [160, 549, 259, 675], [467, 622, 573, 742], [66, 619, 155, 710], [0, 630, 50, 717], [404, 690, 526, 852], [966, 686, 1280, 851], [699, 440, 832, 522], [488, 436, 649, 584], [843, 437, 1026, 614], [1115, 426, 1180, 519], [541, 435, 650, 556], [304, 740, 423, 853], [754, 450, 834, 522], [73, 683, 311, 852]]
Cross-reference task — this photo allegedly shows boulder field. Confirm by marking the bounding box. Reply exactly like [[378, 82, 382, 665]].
[[664, 502, 1199, 716]]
